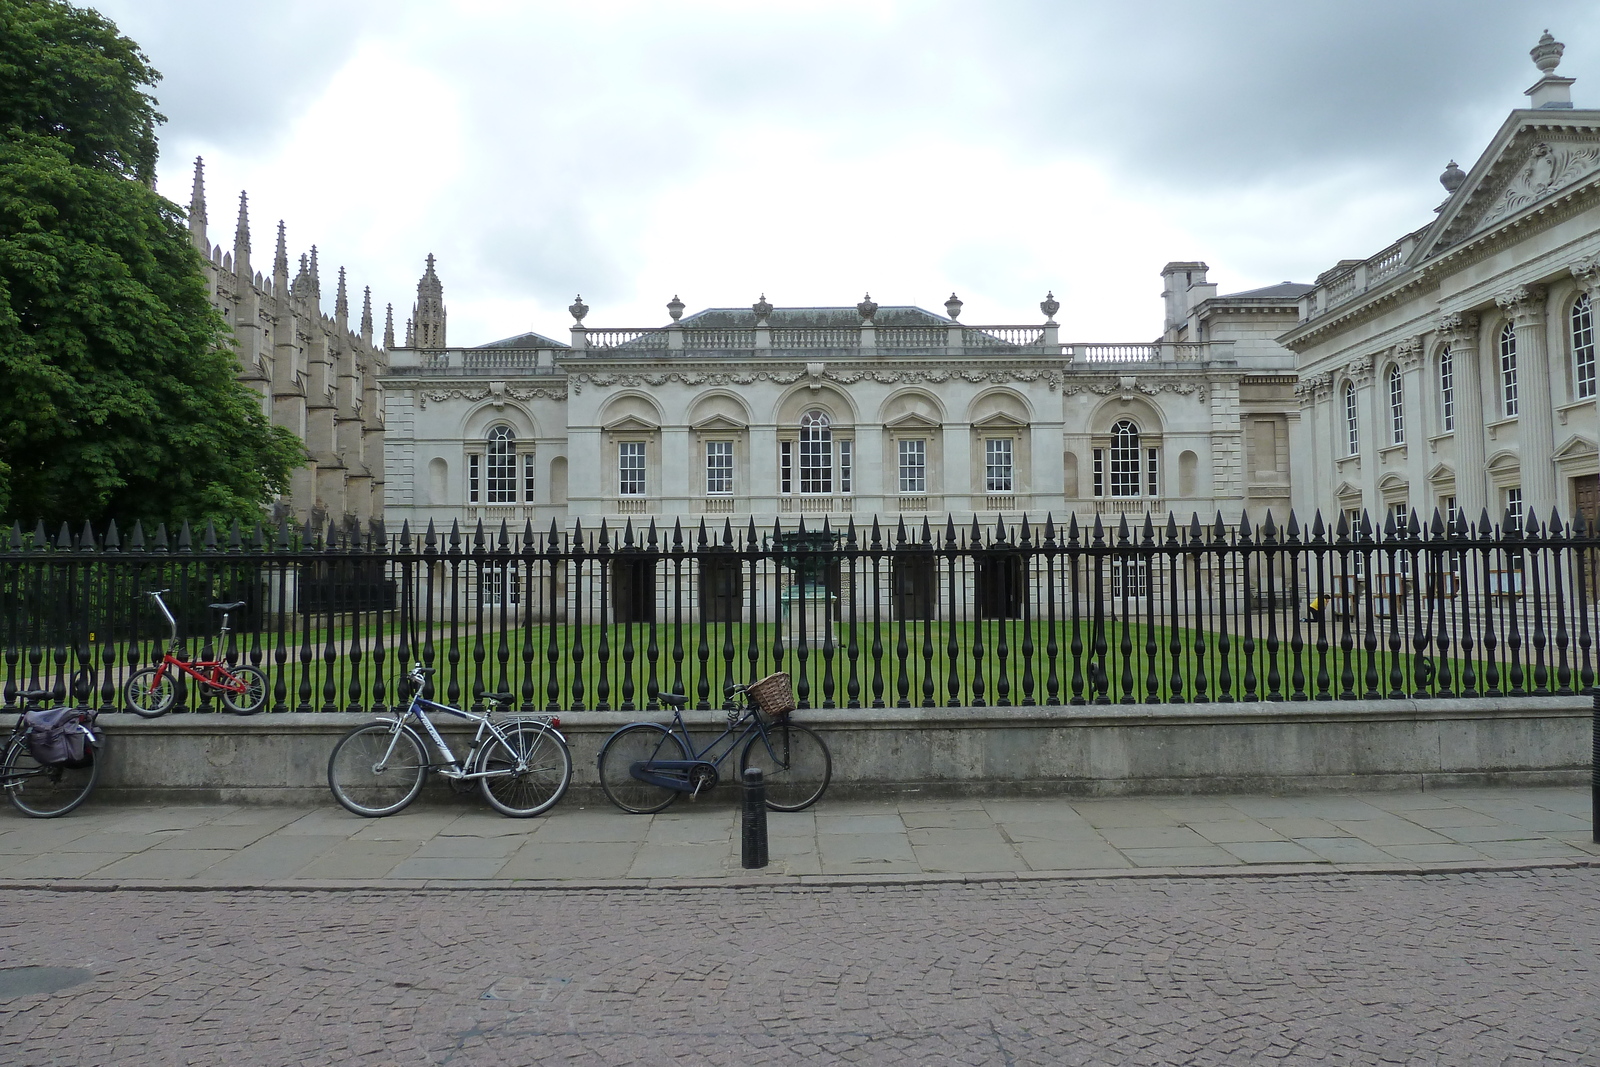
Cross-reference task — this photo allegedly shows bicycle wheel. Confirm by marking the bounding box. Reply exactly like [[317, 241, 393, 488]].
[[741, 721, 831, 812], [3, 740, 99, 818], [218, 665, 268, 715], [123, 667, 177, 718], [327, 723, 427, 817], [597, 723, 689, 814], [474, 721, 573, 817]]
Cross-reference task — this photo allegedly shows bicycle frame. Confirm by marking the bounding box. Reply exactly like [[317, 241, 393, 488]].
[[372, 692, 564, 782], [632, 700, 790, 793], [144, 591, 247, 694]]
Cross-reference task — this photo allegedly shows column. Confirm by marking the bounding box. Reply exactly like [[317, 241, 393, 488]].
[[1438, 313, 1486, 521], [1496, 286, 1553, 521]]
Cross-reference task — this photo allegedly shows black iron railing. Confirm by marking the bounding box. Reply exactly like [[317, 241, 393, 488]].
[[2, 508, 1596, 713]]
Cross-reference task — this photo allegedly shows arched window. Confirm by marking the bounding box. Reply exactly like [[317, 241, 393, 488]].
[[1109, 420, 1141, 497], [1500, 322, 1519, 416], [1438, 346, 1455, 432], [1387, 365, 1405, 445], [1574, 294, 1595, 399], [798, 410, 832, 494], [1344, 382, 1359, 456], [486, 425, 517, 503]]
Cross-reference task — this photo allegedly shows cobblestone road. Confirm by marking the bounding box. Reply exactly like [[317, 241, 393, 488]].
[[2, 869, 1597, 1065]]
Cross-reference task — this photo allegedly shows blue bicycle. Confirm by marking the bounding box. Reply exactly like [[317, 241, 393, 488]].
[[596, 673, 831, 814], [327, 665, 572, 818]]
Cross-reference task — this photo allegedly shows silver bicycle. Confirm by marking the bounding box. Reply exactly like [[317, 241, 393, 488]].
[[327, 665, 572, 818]]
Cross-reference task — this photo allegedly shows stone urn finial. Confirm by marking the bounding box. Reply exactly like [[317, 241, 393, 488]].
[[856, 293, 878, 324], [667, 294, 685, 322], [1040, 291, 1061, 323], [1532, 30, 1565, 76], [945, 292, 963, 320], [752, 293, 773, 324], [1440, 160, 1466, 194], [569, 295, 588, 324]]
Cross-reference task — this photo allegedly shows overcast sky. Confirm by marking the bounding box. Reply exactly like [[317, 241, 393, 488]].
[[89, 0, 1600, 346]]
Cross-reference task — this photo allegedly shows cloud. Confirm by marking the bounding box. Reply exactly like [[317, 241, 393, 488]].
[[92, 0, 1600, 345]]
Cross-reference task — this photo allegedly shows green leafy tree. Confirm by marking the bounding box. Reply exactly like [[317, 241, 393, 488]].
[[0, 0, 305, 527]]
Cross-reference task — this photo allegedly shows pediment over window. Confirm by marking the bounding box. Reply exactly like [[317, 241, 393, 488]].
[[1427, 462, 1456, 484], [885, 411, 942, 430], [1554, 433, 1597, 461], [971, 411, 1028, 430], [1485, 450, 1521, 477], [1377, 474, 1409, 494], [692, 413, 747, 433], [1414, 117, 1600, 261], [604, 414, 659, 432]]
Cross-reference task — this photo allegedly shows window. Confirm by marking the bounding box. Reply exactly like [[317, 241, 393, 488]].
[[1111, 557, 1148, 600], [898, 439, 926, 494], [839, 439, 852, 494], [799, 410, 832, 494], [780, 441, 792, 495], [1574, 294, 1595, 399], [482, 564, 520, 607], [468, 454, 480, 503], [705, 441, 733, 496], [618, 441, 646, 496], [522, 452, 536, 503], [1388, 366, 1405, 445], [1500, 323, 1518, 416], [1344, 382, 1359, 455], [1109, 420, 1140, 497], [1445, 496, 1458, 529], [1505, 487, 1523, 533], [985, 438, 1013, 493], [486, 426, 517, 503], [1439, 347, 1455, 432], [1092, 449, 1104, 497], [1147, 448, 1159, 497]]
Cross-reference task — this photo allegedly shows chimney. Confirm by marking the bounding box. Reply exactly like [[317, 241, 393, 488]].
[[1160, 261, 1208, 334]]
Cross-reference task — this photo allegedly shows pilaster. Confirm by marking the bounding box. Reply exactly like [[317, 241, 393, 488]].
[[1438, 312, 1485, 517], [1496, 285, 1554, 520]]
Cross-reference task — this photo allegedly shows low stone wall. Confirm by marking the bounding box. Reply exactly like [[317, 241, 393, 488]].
[[6, 695, 1589, 805]]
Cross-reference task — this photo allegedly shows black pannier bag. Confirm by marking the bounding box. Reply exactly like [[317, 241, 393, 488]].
[[24, 708, 100, 768]]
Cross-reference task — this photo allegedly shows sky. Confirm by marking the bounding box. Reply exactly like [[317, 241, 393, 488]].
[[89, 0, 1600, 347]]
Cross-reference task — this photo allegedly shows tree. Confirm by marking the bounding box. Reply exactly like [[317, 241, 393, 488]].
[[0, 0, 304, 526]]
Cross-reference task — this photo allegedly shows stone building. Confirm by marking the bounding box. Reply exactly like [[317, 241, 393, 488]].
[[186, 159, 389, 529], [1286, 33, 1600, 533], [380, 269, 1306, 535]]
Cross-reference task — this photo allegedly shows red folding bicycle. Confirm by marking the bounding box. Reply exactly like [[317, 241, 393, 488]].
[[122, 590, 268, 717]]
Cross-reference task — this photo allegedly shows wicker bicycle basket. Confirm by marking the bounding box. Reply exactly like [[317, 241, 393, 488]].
[[746, 672, 795, 720]]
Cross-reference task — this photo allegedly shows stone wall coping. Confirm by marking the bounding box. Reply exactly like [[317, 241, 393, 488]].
[[13, 694, 1585, 736]]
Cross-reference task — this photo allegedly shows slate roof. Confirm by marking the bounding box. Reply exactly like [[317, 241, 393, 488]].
[[1217, 282, 1314, 301], [473, 330, 570, 350], [678, 305, 955, 328]]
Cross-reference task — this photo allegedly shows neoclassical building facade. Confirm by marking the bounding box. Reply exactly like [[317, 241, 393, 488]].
[[1287, 34, 1600, 534], [187, 160, 390, 529], [381, 266, 1304, 534]]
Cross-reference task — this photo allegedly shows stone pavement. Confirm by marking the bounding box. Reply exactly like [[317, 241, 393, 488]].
[[2, 870, 1598, 1064], [0, 785, 1595, 887]]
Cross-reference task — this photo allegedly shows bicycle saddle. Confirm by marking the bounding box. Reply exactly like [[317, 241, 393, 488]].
[[14, 689, 51, 703], [484, 692, 517, 706], [209, 601, 246, 611], [657, 692, 688, 707]]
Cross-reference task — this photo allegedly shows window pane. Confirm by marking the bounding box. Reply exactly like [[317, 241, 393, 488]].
[[1575, 295, 1595, 399], [985, 438, 1013, 492], [1109, 420, 1139, 496], [1439, 347, 1455, 432], [619, 441, 646, 496], [839, 439, 852, 494], [898, 439, 926, 493], [468, 453, 480, 503], [1388, 367, 1405, 445], [1344, 383, 1359, 455], [706, 440, 733, 495], [780, 440, 792, 494], [1501, 324, 1519, 416], [799, 410, 832, 494], [523, 452, 536, 503], [487, 426, 516, 503]]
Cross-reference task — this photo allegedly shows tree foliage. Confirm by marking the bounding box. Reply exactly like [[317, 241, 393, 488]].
[[0, 0, 305, 526]]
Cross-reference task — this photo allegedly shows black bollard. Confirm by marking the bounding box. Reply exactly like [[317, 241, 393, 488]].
[[742, 767, 769, 869]]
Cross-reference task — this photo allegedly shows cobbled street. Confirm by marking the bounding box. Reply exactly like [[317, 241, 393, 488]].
[[2, 869, 1597, 1066]]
